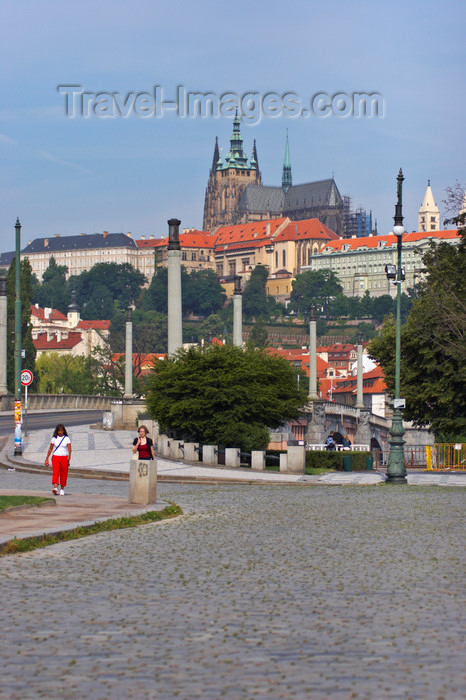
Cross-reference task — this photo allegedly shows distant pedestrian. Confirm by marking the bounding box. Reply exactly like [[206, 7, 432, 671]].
[[132, 425, 155, 461], [45, 424, 72, 496], [342, 435, 352, 451], [326, 431, 336, 451]]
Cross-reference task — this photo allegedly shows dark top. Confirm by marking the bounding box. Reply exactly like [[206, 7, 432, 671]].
[[133, 437, 154, 460]]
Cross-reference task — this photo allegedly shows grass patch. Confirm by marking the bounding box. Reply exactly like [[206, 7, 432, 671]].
[[0, 503, 183, 556], [0, 495, 52, 512]]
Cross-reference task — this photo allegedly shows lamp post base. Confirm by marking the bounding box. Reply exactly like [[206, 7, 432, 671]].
[[386, 409, 407, 484]]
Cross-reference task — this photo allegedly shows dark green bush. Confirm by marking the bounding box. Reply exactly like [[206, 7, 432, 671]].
[[305, 451, 372, 471]]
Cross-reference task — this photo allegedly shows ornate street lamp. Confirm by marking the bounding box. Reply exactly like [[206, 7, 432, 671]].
[[385, 170, 407, 483]]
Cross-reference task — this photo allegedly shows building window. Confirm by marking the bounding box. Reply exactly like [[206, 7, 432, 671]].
[[283, 250, 286, 267], [182, 252, 187, 261], [229, 261, 236, 275], [191, 252, 197, 261]]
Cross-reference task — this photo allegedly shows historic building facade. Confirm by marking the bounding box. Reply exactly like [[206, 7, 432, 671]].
[[203, 116, 345, 235], [306, 228, 460, 297]]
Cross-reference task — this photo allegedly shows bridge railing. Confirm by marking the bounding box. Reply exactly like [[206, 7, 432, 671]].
[[25, 394, 113, 411], [307, 444, 369, 452]]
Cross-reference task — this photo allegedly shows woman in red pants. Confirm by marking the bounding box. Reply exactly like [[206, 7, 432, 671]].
[[45, 424, 72, 496]]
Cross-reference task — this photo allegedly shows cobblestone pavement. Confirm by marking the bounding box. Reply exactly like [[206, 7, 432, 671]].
[[1, 469, 465, 699]]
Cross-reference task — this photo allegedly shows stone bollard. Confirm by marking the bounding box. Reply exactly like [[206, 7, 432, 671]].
[[169, 440, 184, 460], [225, 448, 240, 468], [283, 445, 306, 474], [183, 443, 199, 462], [159, 436, 171, 458], [129, 459, 157, 504], [203, 445, 218, 466], [251, 451, 266, 471], [279, 453, 288, 472]]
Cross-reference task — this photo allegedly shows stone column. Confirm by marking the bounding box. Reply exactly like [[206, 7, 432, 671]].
[[124, 304, 133, 399], [167, 218, 182, 355], [233, 275, 243, 347], [308, 305, 318, 400], [0, 278, 7, 395], [355, 333, 364, 409]]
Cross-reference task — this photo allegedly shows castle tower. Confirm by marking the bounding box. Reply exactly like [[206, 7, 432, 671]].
[[203, 110, 262, 231], [282, 131, 292, 193], [418, 180, 440, 232]]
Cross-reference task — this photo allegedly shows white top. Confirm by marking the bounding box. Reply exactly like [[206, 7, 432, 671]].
[[51, 435, 71, 456]]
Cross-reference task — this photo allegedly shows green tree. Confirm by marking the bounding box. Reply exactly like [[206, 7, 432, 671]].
[[146, 344, 307, 451], [35, 353, 95, 394], [368, 237, 466, 435], [31, 257, 69, 314], [183, 269, 226, 316], [242, 266, 269, 318], [289, 269, 342, 318], [247, 315, 268, 349], [7, 258, 36, 393], [69, 263, 146, 320]]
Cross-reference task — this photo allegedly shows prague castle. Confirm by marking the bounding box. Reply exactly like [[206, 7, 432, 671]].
[[203, 113, 344, 236]]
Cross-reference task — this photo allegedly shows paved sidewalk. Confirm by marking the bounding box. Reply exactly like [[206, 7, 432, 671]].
[[3, 423, 466, 486], [0, 489, 169, 547]]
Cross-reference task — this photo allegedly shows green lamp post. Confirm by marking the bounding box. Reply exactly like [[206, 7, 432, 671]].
[[14, 217, 22, 455], [385, 170, 407, 483]]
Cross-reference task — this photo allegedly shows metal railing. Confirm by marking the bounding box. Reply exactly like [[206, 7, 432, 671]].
[[426, 444, 466, 471]]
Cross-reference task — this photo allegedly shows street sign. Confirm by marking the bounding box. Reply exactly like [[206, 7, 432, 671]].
[[20, 369, 33, 386], [394, 398, 406, 409]]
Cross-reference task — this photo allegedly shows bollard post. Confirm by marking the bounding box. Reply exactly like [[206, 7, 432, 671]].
[[129, 460, 157, 504], [225, 448, 240, 468], [183, 443, 199, 462], [251, 451, 266, 471], [203, 445, 218, 466]]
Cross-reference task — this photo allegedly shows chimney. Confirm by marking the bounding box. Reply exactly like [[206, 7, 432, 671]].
[[44, 239, 49, 247], [103, 231, 108, 238], [141, 235, 146, 240], [44, 307, 51, 319], [266, 222, 271, 236], [126, 232, 132, 238], [149, 235, 154, 240], [54, 234, 61, 237]]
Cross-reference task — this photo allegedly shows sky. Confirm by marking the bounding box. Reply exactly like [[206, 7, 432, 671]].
[[1, 0, 465, 253]]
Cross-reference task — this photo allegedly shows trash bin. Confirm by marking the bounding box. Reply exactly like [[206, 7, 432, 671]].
[[366, 455, 374, 471], [343, 455, 352, 472]]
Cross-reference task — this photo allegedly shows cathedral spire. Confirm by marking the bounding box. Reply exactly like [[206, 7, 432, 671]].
[[224, 108, 248, 168], [282, 130, 292, 193], [211, 136, 219, 171], [250, 139, 259, 171]]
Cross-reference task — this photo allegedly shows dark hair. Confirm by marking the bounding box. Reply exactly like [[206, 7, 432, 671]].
[[138, 425, 150, 436], [53, 424, 68, 437]]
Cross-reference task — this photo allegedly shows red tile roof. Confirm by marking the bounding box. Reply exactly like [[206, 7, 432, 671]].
[[30, 305, 67, 321], [33, 333, 82, 350], [274, 219, 339, 242], [321, 229, 460, 254], [77, 320, 111, 330], [214, 218, 288, 249], [136, 231, 215, 249]]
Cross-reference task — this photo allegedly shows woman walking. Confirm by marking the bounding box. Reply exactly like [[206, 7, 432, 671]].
[[45, 424, 72, 496], [132, 425, 155, 461]]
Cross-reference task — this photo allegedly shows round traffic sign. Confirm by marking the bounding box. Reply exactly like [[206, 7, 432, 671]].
[[21, 369, 34, 386]]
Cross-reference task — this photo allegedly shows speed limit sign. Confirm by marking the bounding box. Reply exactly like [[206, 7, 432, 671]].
[[21, 369, 33, 386]]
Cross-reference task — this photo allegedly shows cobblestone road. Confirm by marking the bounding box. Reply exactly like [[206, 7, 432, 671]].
[[1, 470, 464, 699]]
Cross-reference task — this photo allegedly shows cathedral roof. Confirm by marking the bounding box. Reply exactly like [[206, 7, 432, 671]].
[[238, 185, 285, 214], [283, 179, 342, 212]]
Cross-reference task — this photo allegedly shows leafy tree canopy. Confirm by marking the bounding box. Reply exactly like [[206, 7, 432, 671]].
[[368, 237, 466, 436], [146, 344, 307, 451], [242, 265, 269, 319], [31, 256, 69, 314], [69, 263, 146, 320], [289, 269, 342, 319], [35, 353, 95, 394]]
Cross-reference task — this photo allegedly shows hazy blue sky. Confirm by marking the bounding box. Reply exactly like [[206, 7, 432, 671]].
[[1, 0, 465, 252]]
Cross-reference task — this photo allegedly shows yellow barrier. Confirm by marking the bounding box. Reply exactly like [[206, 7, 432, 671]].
[[427, 443, 466, 471]]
